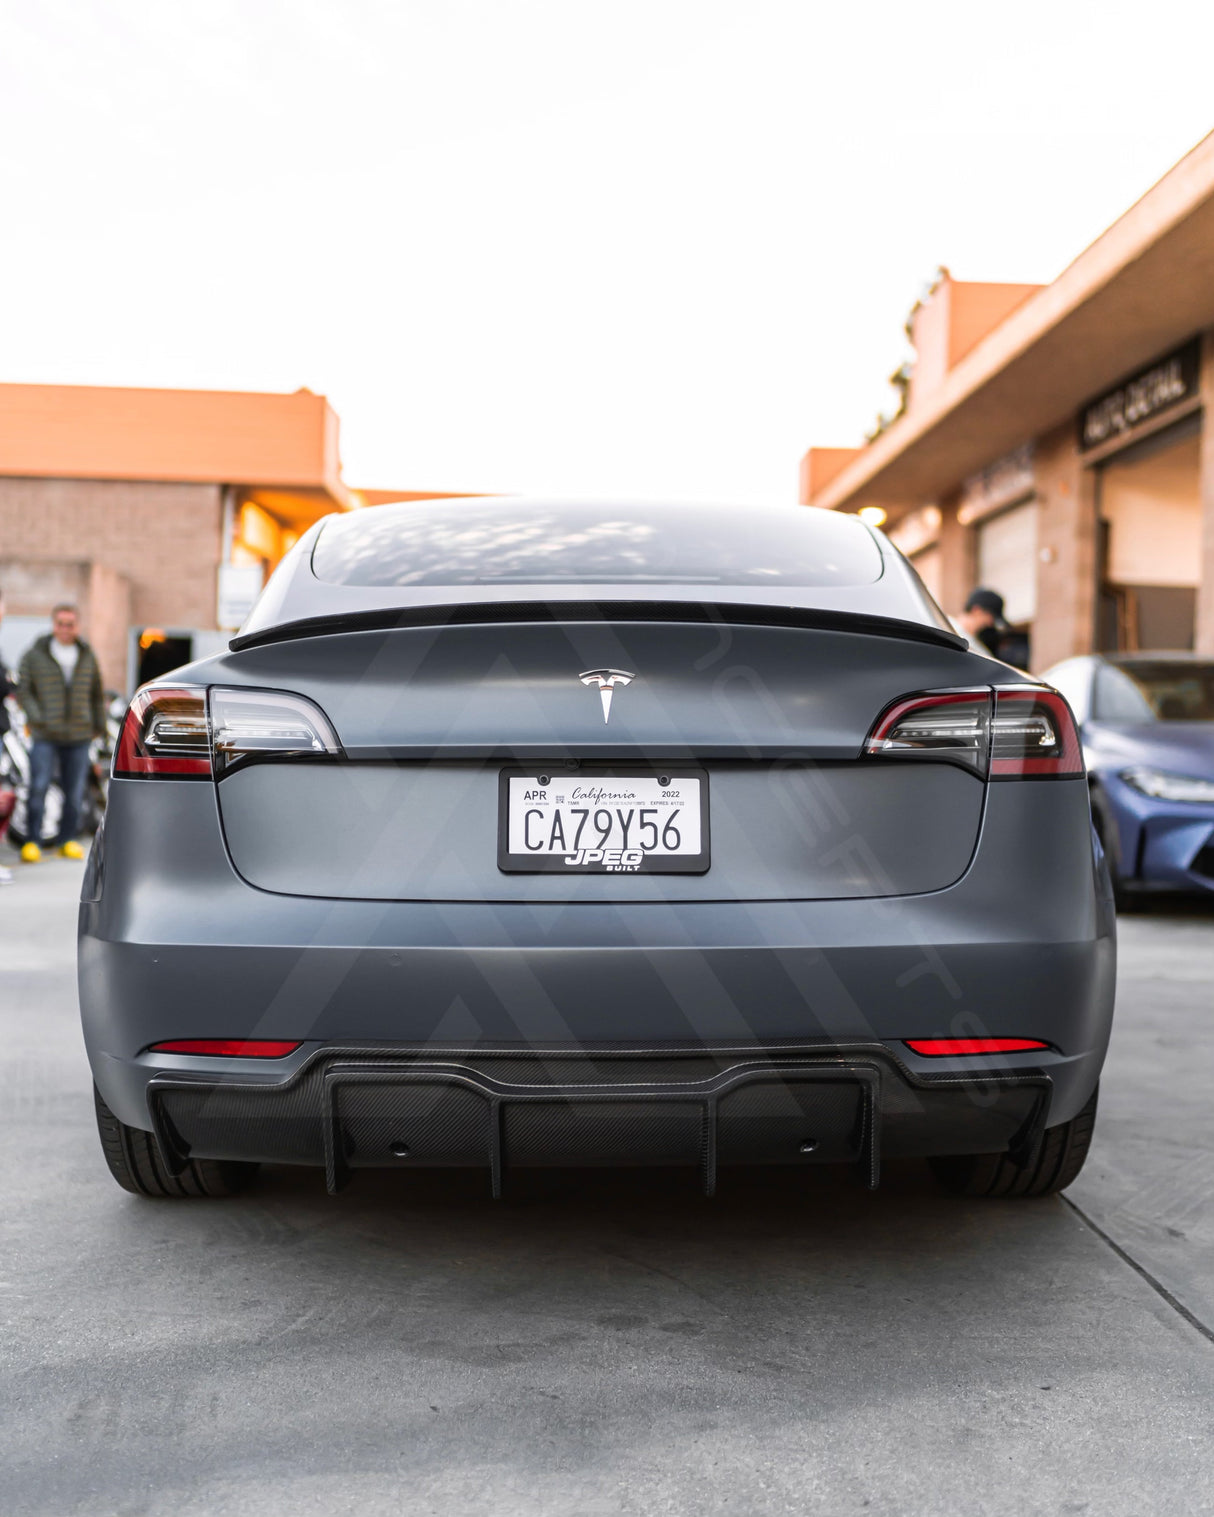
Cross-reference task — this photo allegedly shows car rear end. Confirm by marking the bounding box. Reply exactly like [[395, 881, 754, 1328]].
[[80, 503, 1115, 1195]]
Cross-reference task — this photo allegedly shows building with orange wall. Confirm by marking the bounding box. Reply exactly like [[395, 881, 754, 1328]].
[[801, 130, 1214, 672], [0, 382, 472, 692]]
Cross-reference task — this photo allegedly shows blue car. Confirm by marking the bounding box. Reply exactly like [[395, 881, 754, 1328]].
[[1040, 653, 1214, 905]]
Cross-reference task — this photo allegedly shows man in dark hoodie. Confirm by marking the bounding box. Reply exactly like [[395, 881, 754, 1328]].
[[16, 604, 107, 863], [956, 587, 1008, 657]]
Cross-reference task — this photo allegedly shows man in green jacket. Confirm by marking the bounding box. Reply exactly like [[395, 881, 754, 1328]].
[[16, 604, 107, 863]]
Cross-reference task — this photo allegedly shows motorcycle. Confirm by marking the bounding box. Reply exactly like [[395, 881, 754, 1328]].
[[0, 692, 120, 849]]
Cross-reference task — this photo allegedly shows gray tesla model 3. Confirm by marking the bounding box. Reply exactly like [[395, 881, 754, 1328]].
[[80, 499, 1115, 1201]]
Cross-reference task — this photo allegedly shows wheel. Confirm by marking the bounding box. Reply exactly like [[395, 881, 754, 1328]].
[[93, 1085, 258, 1198], [929, 1086, 1098, 1198], [1090, 789, 1142, 913]]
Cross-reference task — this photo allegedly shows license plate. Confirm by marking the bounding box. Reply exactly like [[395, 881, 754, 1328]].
[[498, 768, 710, 873]]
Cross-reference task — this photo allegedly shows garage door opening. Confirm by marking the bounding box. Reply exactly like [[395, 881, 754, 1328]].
[[1097, 417, 1201, 652], [136, 630, 193, 686]]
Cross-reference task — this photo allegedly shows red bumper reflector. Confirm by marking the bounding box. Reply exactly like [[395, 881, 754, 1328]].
[[905, 1037, 1050, 1056], [150, 1039, 302, 1058]]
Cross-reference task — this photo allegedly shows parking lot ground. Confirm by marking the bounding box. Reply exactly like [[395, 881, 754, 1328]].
[[1, 852, 1212, 1517], [1067, 905, 1214, 1337]]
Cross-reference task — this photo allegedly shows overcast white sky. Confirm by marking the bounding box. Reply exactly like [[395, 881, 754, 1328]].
[[3, 1, 1214, 502]]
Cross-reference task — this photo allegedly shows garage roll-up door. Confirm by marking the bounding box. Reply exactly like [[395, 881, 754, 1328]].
[[976, 501, 1038, 624]]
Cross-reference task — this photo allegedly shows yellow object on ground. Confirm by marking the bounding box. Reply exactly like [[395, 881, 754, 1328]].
[[20, 842, 42, 863], [59, 841, 85, 860]]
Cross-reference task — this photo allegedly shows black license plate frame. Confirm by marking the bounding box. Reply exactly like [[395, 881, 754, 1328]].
[[497, 765, 710, 874]]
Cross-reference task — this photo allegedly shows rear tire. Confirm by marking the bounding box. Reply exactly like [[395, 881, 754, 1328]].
[[929, 1086, 1098, 1198], [1090, 791, 1142, 914], [94, 1085, 257, 1198]]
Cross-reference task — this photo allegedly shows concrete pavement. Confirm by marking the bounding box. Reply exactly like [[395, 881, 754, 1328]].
[[1, 851, 1212, 1516]]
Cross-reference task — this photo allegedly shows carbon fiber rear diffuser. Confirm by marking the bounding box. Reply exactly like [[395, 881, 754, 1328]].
[[144, 1046, 1053, 1199], [312, 1060, 882, 1198]]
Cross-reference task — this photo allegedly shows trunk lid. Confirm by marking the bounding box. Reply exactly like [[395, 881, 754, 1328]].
[[207, 613, 993, 902]]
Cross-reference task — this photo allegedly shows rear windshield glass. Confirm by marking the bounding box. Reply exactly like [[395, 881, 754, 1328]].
[[1095, 660, 1214, 722], [311, 501, 883, 588]]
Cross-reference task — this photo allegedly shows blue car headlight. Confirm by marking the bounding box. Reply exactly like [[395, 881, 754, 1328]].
[[1120, 766, 1214, 804]]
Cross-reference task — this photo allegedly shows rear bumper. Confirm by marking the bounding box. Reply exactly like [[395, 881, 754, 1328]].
[[131, 1044, 1056, 1194], [85, 925, 1111, 1142], [80, 774, 1116, 1165]]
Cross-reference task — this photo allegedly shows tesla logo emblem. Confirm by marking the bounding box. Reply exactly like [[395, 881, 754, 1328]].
[[579, 668, 634, 724]]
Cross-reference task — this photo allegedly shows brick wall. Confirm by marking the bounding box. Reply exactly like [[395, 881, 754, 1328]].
[[1195, 329, 1214, 655], [934, 490, 972, 619], [1030, 424, 1097, 671], [0, 477, 223, 689], [87, 563, 134, 694]]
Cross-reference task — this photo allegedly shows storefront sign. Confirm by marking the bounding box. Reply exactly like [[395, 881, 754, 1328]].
[[958, 443, 1035, 525], [1080, 339, 1200, 451]]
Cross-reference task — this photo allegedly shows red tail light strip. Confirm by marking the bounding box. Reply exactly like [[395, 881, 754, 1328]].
[[905, 1038, 1050, 1056], [149, 1039, 302, 1058]]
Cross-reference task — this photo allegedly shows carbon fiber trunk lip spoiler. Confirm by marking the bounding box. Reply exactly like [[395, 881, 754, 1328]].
[[228, 600, 968, 654]]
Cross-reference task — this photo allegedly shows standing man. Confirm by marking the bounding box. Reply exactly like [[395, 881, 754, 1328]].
[[16, 604, 107, 863], [0, 587, 16, 883], [955, 587, 1008, 658]]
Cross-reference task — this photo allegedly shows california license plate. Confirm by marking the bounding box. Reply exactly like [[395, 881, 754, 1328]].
[[498, 768, 710, 873]]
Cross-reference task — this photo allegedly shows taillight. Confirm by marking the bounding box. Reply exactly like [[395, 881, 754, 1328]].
[[864, 690, 991, 774], [990, 687, 1083, 778], [113, 686, 211, 777], [905, 1038, 1050, 1056], [114, 685, 340, 779], [864, 686, 1083, 779], [209, 687, 340, 776], [149, 1039, 302, 1058]]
